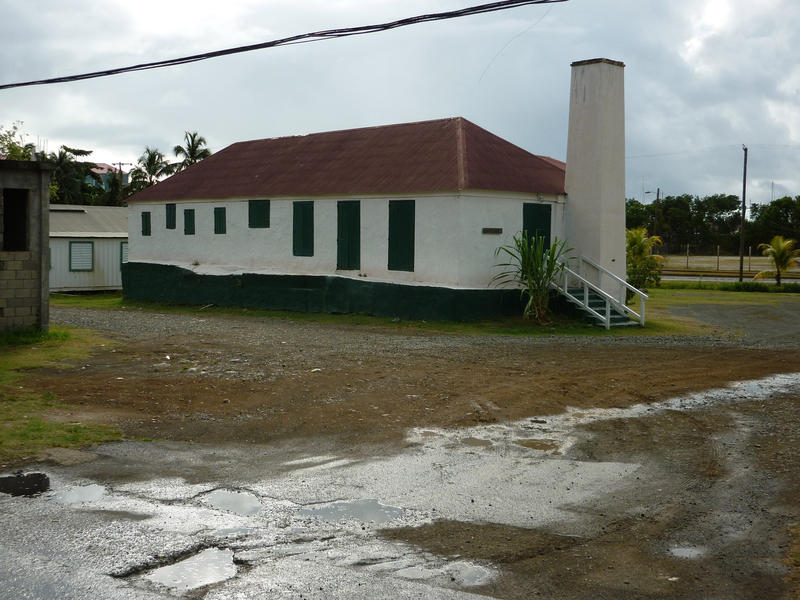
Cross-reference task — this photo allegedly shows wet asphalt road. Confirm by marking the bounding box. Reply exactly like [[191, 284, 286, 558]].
[[2, 373, 799, 599]]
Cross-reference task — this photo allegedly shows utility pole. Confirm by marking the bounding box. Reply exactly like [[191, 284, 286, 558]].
[[645, 187, 660, 235], [738, 145, 748, 282]]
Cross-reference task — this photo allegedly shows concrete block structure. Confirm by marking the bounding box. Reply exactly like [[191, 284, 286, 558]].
[[0, 160, 52, 332]]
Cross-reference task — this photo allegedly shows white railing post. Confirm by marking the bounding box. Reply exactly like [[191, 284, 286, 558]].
[[605, 300, 611, 330], [640, 296, 646, 326]]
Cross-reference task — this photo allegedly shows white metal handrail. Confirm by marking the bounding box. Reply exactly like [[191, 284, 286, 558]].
[[554, 257, 648, 328], [552, 266, 616, 329], [577, 255, 648, 310]]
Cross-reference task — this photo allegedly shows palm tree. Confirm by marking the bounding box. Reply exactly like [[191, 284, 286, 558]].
[[129, 147, 174, 192], [754, 235, 800, 286], [47, 146, 101, 204], [173, 131, 211, 172], [625, 227, 664, 294]]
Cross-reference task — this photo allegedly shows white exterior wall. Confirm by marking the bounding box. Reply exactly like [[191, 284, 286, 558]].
[[49, 237, 127, 291], [565, 59, 626, 290], [128, 192, 564, 289]]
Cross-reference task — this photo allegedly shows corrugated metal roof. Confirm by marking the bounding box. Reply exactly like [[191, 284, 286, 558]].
[[128, 117, 565, 203], [49, 204, 128, 237]]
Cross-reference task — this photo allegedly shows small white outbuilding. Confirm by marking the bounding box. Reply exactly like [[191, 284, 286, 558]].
[[49, 204, 128, 292]]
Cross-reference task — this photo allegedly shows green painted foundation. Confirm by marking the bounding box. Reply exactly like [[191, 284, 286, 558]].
[[122, 262, 523, 321]]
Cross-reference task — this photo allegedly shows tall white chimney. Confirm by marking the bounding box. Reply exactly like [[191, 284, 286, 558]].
[[565, 58, 626, 290]]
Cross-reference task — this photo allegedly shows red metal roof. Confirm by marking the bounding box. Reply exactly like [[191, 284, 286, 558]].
[[128, 117, 565, 203]]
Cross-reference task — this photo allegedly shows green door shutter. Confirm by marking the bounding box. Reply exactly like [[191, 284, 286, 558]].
[[184, 209, 195, 235], [141, 211, 151, 236], [214, 207, 226, 234], [248, 199, 270, 228], [337, 201, 360, 270], [388, 200, 415, 271], [293, 201, 314, 256], [166, 203, 176, 229], [523, 203, 551, 247]]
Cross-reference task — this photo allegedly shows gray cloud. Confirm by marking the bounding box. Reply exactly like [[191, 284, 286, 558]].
[[1, 0, 797, 204]]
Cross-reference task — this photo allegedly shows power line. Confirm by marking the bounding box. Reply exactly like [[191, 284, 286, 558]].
[[0, 0, 567, 91], [627, 143, 800, 160]]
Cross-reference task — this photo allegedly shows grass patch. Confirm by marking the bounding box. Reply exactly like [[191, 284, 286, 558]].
[[0, 327, 69, 348], [659, 280, 800, 293], [0, 326, 113, 385], [647, 286, 797, 308], [0, 326, 122, 465], [0, 395, 121, 465], [50, 291, 125, 309]]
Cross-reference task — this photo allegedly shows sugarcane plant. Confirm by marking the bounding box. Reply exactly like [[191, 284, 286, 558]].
[[492, 233, 571, 324]]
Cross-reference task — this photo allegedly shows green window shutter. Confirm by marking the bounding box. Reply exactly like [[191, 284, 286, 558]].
[[388, 200, 415, 271], [523, 203, 552, 247], [337, 200, 361, 270], [214, 207, 226, 234], [69, 241, 94, 272], [293, 201, 314, 256], [184, 209, 195, 235], [166, 203, 176, 229], [141, 211, 151, 236], [248, 199, 270, 228]]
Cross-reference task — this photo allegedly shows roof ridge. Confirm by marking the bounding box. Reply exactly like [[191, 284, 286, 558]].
[[455, 117, 467, 191], [236, 116, 466, 146]]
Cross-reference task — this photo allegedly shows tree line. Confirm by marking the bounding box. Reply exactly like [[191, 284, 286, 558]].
[[0, 121, 211, 206], [626, 193, 800, 255]]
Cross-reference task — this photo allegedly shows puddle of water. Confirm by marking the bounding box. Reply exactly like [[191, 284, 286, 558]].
[[298, 499, 404, 524], [461, 437, 492, 448], [203, 489, 262, 515], [145, 547, 236, 591], [448, 562, 494, 587], [395, 565, 436, 580], [88, 510, 151, 521], [669, 546, 706, 559], [408, 372, 800, 456], [395, 562, 494, 588], [282, 455, 339, 466], [54, 484, 106, 504], [212, 527, 257, 538], [0, 472, 50, 496], [515, 438, 560, 452]]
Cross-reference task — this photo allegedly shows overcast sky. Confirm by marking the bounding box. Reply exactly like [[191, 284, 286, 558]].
[[2, 0, 798, 207]]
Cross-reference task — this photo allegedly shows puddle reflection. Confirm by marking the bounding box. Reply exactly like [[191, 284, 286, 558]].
[[299, 498, 404, 524], [203, 489, 262, 515], [145, 547, 236, 591]]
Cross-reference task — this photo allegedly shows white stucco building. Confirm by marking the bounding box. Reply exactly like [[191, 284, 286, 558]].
[[125, 59, 634, 322]]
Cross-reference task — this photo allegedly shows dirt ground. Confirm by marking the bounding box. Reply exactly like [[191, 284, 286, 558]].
[[17, 305, 800, 598]]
